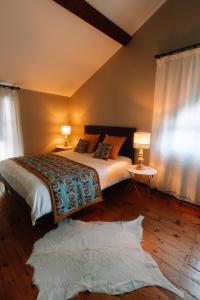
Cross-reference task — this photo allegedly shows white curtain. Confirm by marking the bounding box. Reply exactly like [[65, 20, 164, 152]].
[[150, 48, 200, 205], [0, 87, 24, 160]]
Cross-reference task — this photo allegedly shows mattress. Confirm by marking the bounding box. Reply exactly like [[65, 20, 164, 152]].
[[0, 150, 132, 225]]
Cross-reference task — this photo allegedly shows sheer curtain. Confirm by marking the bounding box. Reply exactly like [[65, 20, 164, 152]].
[[0, 87, 24, 160], [150, 48, 200, 205]]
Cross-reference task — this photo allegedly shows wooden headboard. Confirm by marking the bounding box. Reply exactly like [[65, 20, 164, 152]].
[[85, 125, 136, 162]]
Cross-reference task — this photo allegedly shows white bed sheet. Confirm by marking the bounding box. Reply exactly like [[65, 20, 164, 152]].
[[0, 151, 131, 225]]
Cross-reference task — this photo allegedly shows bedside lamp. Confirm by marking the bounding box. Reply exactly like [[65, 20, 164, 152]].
[[134, 132, 151, 170], [61, 125, 71, 147]]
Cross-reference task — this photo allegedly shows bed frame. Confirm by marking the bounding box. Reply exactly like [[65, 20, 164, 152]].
[[0, 125, 136, 223]]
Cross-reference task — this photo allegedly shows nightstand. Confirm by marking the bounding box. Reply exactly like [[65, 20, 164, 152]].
[[127, 165, 157, 197], [55, 145, 73, 152]]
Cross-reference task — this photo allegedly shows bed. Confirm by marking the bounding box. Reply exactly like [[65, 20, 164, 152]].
[[0, 125, 135, 225]]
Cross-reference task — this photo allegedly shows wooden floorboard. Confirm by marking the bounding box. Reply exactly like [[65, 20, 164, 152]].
[[0, 182, 200, 300]]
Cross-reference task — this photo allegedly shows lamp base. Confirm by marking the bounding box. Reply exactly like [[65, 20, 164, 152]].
[[136, 149, 145, 169], [136, 164, 146, 170], [64, 138, 69, 147]]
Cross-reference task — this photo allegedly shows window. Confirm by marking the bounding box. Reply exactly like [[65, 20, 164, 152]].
[[0, 87, 23, 160]]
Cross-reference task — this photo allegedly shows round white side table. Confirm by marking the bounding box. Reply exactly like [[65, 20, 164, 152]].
[[55, 145, 73, 151], [127, 165, 157, 196]]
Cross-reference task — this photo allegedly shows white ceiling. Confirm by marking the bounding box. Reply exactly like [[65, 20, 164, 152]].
[[86, 0, 166, 35], [0, 0, 166, 97]]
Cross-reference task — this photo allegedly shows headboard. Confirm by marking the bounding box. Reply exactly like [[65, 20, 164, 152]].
[[85, 125, 136, 162]]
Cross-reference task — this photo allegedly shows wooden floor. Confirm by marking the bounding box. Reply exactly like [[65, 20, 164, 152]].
[[0, 181, 200, 300]]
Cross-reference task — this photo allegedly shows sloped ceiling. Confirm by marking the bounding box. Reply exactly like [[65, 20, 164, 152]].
[[0, 0, 166, 97], [86, 0, 166, 35]]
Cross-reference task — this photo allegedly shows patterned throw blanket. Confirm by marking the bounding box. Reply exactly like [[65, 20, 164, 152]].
[[12, 154, 102, 223]]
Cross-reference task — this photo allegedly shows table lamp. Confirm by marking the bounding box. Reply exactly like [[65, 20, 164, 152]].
[[61, 125, 71, 147], [134, 132, 151, 170]]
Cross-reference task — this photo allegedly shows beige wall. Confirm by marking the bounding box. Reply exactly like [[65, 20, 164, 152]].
[[69, 0, 200, 161], [14, 0, 200, 159], [18, 89, 69, 154]]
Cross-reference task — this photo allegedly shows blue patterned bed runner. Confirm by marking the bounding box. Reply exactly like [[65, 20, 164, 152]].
[[12, 154, 102, 223]]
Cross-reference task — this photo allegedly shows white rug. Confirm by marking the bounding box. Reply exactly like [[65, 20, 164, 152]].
[[27, 216, 183, 300], [0, 181, 5, 194]]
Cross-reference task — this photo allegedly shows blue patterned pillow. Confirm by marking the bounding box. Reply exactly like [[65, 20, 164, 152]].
[[93, 142, 113, 160], [74, 139, 88, 153]]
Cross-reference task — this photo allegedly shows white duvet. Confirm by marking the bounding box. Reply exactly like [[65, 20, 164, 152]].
[[0, 151, 131, 225]]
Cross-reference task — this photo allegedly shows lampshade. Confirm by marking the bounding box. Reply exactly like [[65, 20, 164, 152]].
[[61, 125, 71, 135], [134, 132, 151, 149]]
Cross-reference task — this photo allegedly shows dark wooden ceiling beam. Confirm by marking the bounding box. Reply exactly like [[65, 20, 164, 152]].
[[53, 0, 132, 46]]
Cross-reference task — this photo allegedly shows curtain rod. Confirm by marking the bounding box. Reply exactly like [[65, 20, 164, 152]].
[[155, 42, 200, 59], [0, 84, 20, 90]]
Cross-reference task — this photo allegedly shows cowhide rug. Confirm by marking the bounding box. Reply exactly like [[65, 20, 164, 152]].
[[27, 216, 183, 300], [0, 181, 5, 194]]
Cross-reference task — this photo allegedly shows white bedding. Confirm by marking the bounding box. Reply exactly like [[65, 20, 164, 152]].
[[0, 151, 131, 225]]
